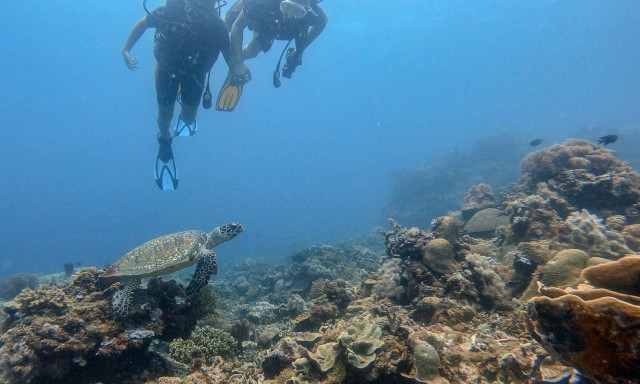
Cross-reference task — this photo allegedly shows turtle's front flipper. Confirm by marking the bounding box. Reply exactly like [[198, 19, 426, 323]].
[[186, 251, 218, 296], [112, 280, 139, 316]]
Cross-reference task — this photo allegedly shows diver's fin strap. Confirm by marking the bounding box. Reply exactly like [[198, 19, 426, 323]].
[[174, 115, 197, 137]]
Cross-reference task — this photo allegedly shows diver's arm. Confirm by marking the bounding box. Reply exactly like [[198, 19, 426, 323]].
[[302, 7, 327, 51], [229, 11, 248, 66], [122, 17, 150, 71], [229, 11, 251, 82]]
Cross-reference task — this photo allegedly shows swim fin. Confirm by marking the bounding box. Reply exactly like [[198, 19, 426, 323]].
[[216, 71, 243, 112], [174, 115, 197, 137], [155, 136, 178, 190]]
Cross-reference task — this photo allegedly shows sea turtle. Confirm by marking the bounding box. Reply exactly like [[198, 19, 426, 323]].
[[103, 222, 244, 315]]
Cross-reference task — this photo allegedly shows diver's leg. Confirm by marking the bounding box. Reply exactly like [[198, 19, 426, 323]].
[[175, 70, 205, 135], [157, 105, 174, 140], [180, 103, 198, 126], [243, 36, 264, 59], [155, 63, 177, 140]]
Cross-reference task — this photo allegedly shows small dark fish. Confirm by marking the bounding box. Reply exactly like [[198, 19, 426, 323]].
[[529, 138, 543, 147], [598, 134, 619, 145]]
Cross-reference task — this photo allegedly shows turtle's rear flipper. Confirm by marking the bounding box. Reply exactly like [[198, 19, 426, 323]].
[[186, 252, 218, 296]]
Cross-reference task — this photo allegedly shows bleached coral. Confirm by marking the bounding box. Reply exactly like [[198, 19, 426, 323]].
[[559, 209, 631, 259], [464, 254, 513, 309], [371, 258, 404, 301]]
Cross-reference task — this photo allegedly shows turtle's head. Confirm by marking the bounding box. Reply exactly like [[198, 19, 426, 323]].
[[220, 222, 244, 237], [205, 222, 244, 249]]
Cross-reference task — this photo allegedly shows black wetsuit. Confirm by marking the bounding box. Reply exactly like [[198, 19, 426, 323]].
[[148, 4, 230, 106], [241, 0, 322, 52]]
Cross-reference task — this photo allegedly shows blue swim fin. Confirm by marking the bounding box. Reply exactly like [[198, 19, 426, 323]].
[[155, 136, 178, 190], [174, 115, 197, 137]]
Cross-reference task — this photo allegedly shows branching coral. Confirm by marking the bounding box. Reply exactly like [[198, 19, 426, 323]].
[[382, 219, 431, 261]]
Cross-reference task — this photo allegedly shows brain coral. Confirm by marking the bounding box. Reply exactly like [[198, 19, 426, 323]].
[[520, 139, 640, 217]]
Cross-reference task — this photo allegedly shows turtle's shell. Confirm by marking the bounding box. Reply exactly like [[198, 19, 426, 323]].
[[103, 230, 207, 278]]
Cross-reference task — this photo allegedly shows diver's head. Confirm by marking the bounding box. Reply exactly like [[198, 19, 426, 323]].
[[185, 0, 215, 22], [280, 0, 310, 20]]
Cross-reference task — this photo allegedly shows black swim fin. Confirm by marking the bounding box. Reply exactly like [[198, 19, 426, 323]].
[[216, 71, 243, 112], [154, 136, 178, 190]]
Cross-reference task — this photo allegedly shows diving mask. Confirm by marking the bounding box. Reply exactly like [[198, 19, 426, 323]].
[[280, 0, 309, 20]]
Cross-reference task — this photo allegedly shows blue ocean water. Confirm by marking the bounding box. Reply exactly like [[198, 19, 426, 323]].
[[0, 0, 638, 278]]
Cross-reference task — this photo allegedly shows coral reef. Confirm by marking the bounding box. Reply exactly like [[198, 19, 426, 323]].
[[0, 268, 215, 384], [8, 137, 640, 384]]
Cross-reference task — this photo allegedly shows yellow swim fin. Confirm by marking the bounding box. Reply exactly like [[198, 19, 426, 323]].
[[216, 72, 243, 112]]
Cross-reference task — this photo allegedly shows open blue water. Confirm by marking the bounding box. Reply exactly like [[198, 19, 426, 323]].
[[0, 0, 639, 278]]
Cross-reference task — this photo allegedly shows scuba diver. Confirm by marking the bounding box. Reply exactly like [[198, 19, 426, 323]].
[[122, 0, 233, 190], [215, 0, 327, 111]]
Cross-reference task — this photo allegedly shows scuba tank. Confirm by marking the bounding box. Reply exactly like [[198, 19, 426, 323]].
[[143, 0, 228, 20]]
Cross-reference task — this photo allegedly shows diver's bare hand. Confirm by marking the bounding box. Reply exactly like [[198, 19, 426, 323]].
[[122, 50, 138, 71], [231, 64, 251, 85]]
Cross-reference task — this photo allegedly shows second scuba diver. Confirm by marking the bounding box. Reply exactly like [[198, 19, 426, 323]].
[[122, 0, 233, 190], [216, 0, 328, 111]]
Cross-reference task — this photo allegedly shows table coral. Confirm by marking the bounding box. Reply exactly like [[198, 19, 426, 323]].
[[580, 255, 640, 296]]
